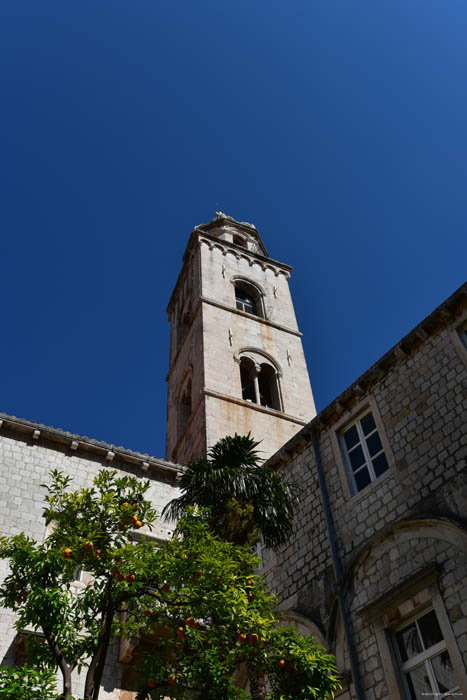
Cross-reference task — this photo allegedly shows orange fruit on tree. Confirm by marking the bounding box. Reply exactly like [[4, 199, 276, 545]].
[[84, 541, 93, 551], [278, 659, 286, 668], [248, 592, 254, 600], [177, 626, 185, 636], [248, 633, 259, 645], [117, 573, 125, 582], [186, 617, 195, 627], [118, 523, 127, 531], [13, 582, 21, 590], [63, 548, 73, 559], [126, 573, 136, 583], [168, 676, 177, 686], [96, 549, 102, 555], [122, 502, 129, 509], [246, 580, 253, 586], [134, 520, 142, 529], [238, 633, 247, 643], [147, 677, 157, 688]]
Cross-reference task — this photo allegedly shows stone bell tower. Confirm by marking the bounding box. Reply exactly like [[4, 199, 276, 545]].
[[165, 213, 316, 465]]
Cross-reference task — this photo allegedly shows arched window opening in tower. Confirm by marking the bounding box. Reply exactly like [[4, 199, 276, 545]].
[[177, 310, 191, 347], [240, 357, 257, 403], [234, 281, 263, 318], [258, 363, 281, 410], [178, 380, 192, 438]]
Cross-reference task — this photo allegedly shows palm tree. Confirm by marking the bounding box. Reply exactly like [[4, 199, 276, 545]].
[[163, 434, 299, 700], [163, 433, 299, 549]]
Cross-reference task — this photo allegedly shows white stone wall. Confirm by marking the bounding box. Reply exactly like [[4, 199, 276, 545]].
[[0, 431, 180, 699], [166, 227, 316, 463]]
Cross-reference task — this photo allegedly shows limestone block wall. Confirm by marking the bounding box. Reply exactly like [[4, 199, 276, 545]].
[[266, 311, 467, 697], [202, 303, 314, 421], [0, 429, 180, 699], [199, 241, 299, 331], [165, 309, 206, 463]]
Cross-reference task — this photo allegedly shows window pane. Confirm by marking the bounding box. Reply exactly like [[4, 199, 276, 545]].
[[372, 452, 389, 477], [360, 412, 376, 436], [397, 623, 422, 661], [418, 611, 443, 649], [431, 651, 457, 695], [349, 445, 366, 471], [406, 663, 433, 700], [344, 425, 359, 450], [366, 431, 383, 457], [354, 467, 372, 492]]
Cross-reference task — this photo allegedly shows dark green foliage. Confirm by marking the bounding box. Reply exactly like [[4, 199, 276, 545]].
[[0, 465, 340, 700], [0, 664, 57, 700], [163, 434, 299, 549]]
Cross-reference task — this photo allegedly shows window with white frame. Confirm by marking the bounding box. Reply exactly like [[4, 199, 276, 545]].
[[234, 280, 264, 318], [394, 608, 460, 699], [340, 410, 389, 493]]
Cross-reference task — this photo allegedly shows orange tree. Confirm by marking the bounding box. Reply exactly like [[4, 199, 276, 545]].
[[0, 469, 339, 700]]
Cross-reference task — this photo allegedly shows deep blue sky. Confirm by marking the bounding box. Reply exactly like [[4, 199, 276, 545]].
[[1, 1, 466, 458]]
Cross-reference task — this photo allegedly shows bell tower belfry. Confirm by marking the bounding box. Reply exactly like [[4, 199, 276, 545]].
[[165, 213, 316, 464]]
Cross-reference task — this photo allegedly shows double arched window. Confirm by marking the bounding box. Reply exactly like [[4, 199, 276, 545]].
[[234, 280, 264, 319], [238, 353, 282, 411]]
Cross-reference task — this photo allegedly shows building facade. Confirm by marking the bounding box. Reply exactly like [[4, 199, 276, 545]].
[[0, 214, 466, 700], [264, 282, 467, 699]]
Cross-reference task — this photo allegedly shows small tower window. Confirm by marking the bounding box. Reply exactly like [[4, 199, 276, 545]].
[[238, 355, 282, 411], [177, 310, 191, 347], [178, 380, 192, 438], [234, 281, 263, 318], [240, 357, 257, 402], [258, 363, 281, 410]]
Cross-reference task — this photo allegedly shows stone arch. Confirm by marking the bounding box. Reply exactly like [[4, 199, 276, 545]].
[[177, 368, 193, 440], [343, 516, 467, 591], [235, 349, 283, 411], [280, 611, 327, 647], [327, 515, 467, 667], [231, 277, 265, 318], [234, 347, 283, 377]]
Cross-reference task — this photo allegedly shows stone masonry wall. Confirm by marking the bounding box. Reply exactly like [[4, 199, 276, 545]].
[[268, 315, 467, 698]]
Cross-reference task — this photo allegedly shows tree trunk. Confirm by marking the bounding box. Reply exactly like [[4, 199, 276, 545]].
[[248, 668, 267, 700], [83, 608, 114, 700], [43, 630, 73, 700]]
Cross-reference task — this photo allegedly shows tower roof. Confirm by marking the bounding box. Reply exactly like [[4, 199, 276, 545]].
[[195, 212, 269, 257]]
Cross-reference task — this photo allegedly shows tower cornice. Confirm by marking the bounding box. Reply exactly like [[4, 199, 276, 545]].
[[167, 228, 292, 314]]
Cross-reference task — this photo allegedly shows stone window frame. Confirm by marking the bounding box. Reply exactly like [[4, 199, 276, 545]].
[[392, 607, 460, 698], [230, 277, 266, 320], [177, 369, 193, 441], [450, 309, 467, 370], [235, 348, 284, 413], [330, 395, 395, 500], [357, 564, 467, 699]]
